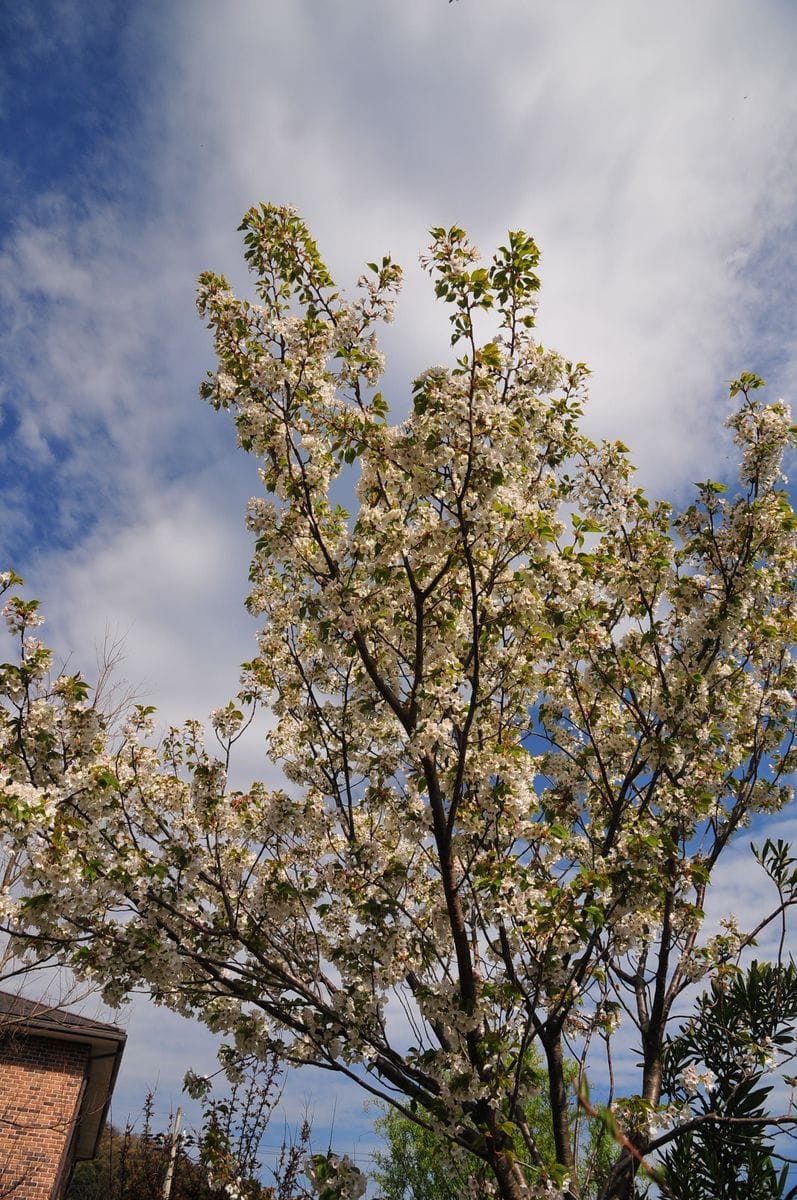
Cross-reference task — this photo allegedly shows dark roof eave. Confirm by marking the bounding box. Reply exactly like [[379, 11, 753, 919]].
[[0, 992, 126, 1159]]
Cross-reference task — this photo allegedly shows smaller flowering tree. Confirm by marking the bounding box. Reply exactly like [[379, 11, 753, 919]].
[[2, 209, 797, 1200], [188, 1049, 313, 1200]]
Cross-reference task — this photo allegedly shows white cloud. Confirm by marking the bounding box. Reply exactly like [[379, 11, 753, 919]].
[[27, 474, 255, 715], [114, 0, 796, 493], [4, 0, 796, 571], [703, 810, 797, 962]]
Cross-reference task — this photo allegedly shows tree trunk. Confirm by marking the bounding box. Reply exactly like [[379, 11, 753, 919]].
[[542, 1030, 579, 1199], [488, 1137, 533, 1200], [596, 1148, 638, 1200]]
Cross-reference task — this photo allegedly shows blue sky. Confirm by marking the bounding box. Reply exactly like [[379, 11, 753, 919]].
[[2, 0, 797, 1183]]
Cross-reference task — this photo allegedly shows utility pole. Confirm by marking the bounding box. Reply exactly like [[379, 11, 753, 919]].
[[162, 1106, 183, 1200]]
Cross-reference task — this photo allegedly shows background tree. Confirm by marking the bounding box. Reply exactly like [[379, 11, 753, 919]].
[[66, 1093, 216, 1200], [66, 1056, 312, 1200], [2, 211, 797, 1199], [371, 1047, 614, 1199]]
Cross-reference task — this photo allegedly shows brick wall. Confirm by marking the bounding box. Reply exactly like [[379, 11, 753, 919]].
[[0, 1033, 89, 1200]]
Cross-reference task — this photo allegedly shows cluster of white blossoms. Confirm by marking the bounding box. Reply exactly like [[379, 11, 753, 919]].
[[210, 702, 246, 741], [3, 214, 796, 1200], [678, 1064, 717, 1096], [305, 1153, 367, 1200]]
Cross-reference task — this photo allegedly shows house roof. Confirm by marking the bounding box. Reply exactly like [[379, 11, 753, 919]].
[[0, 990, 126, 1159]]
